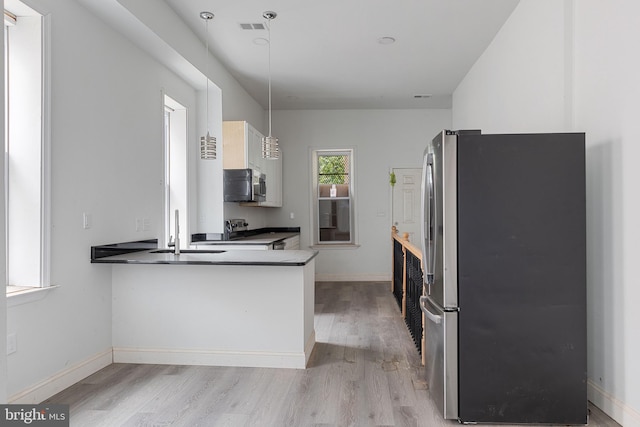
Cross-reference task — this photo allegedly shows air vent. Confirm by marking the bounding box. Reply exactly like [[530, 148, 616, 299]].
[[413, 94, 433, 99], [239, 23, 265, 30]]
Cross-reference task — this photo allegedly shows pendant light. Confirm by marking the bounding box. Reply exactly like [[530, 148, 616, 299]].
[[200, 11, 217, 160], [262, 11, 280, 159]]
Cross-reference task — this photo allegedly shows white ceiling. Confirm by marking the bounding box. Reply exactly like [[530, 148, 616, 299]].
[[163, 0, 520, 110]]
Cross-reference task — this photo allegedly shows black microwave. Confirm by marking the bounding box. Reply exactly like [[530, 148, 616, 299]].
[[223, 169, 266, 202]]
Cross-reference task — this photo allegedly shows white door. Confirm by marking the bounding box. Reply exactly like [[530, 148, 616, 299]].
[[391, 168, 422, 243]]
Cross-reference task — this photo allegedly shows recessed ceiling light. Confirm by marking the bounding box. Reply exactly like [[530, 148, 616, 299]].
[[253, 37, 269, 45], [378, 36, 396, 45]]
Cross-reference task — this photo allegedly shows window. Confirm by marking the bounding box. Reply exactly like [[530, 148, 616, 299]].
[[163, 95, 188, 249], [311, 149, 356, 246], [4, 2, 50, 290]]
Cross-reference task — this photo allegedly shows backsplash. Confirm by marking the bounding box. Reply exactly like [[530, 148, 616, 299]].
[[224, 202, 269, 230]]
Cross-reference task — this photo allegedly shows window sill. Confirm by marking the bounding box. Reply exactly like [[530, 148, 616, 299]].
[[6, 285, 60, 307], [310, 244, 361, 250]]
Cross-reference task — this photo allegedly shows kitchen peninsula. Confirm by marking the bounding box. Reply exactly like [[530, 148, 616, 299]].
[[92, 240, 318, 369]]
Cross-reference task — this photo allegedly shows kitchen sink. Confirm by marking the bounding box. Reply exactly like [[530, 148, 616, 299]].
[[150, 249, 226, 254]]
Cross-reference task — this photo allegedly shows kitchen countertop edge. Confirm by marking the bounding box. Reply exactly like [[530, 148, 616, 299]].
[[91, 240, 318, 266], [192, 227, 300, 245], [91, 256, 317, 267]]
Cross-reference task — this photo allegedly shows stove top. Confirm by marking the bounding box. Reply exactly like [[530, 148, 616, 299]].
[[224, 218, 248, 240]]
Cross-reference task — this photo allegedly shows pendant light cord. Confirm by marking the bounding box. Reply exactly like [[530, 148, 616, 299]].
[[267, 18, 272, 138], [199, 11, 216, 159], [261, 11, 279, 159], [205, 18, 210, 134]]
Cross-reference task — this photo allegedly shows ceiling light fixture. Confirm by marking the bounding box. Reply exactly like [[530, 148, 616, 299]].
[[261, 11, 280, 160], [199, 11, 216, 160], [378, 36, 396, 45]]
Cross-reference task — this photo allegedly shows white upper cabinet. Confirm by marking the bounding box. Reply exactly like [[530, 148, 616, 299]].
[[223, 120, 282, 207], [260, 150, 282, 207]]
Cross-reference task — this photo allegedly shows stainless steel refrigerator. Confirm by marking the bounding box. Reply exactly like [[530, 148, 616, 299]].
[[419, 130, 587, 424]]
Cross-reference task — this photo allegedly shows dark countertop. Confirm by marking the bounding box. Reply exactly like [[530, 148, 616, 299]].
[[91, 239, 158, 259], [192, 227, 300, 245], [93, 249, 317, 266], [91, 239, 317, 266], [194, 232, 298, 246]]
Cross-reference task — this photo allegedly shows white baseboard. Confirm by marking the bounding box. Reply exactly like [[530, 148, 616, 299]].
[[9, 332, 317, 404], [589, 379, 640, 427], [315, 273, 391, 282], [114, 333, 316, 370], [9, 349, 113, 404]]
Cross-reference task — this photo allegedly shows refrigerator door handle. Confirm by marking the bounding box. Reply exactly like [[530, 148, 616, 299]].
[[428, 157, 437, 285], [421, 153, 436, 286], [419, 296, 442, 324], [420, 153, 429, 280]]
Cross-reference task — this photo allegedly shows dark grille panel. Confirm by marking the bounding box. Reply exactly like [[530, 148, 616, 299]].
[[405, 251, 423, 354]]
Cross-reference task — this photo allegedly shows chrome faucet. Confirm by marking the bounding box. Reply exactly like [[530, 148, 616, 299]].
[[168, 209, 180, 255]]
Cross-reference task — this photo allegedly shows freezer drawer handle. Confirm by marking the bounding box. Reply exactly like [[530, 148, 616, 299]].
[[419, 296, 442, 324]]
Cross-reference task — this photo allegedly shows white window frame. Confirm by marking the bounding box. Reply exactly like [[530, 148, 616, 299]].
[[162, 93, 189, 249], [310, 148, 357, 247], [4, 3, 51, 292]]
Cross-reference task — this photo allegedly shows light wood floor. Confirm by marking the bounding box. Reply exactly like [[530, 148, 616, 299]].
[[46, 281, 618, 427]]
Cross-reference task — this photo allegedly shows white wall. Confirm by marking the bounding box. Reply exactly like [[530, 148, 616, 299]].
[[113, 0, 265, 130], [266, 109, 451, 280], [103, 0, 270, 234], [224, 201, 270, 231], [195, 84, 224, 235], [574, 1, 640, 425], [452, 1, 640, 425], [453, 0, 572, 133], [2, 0, 274, 402], [5, 0, 198, 400]]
